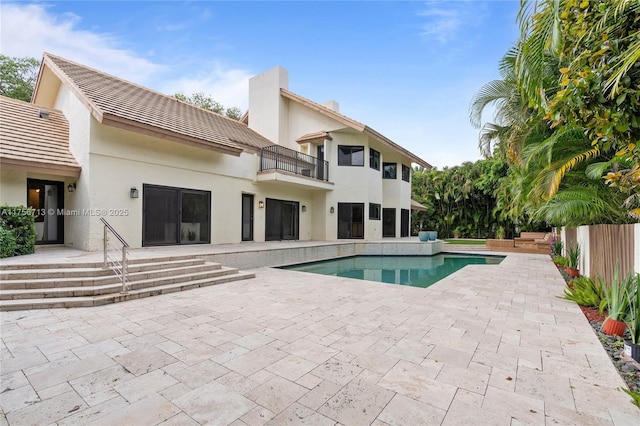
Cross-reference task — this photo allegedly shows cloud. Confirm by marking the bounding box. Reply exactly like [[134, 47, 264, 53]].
[[0, 3, 252, 108], [417, 0, 486, 44], [161, 63, 253, 111], [0, 3, 163, 84]]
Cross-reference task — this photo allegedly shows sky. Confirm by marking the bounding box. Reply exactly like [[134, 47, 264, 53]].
[[0, 0, 521, 169]]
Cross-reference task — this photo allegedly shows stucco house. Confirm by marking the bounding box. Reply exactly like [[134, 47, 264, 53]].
[[0, 53, 431, 251]]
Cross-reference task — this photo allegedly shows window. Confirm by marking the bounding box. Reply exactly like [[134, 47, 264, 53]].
[[369, 203, 381, 220], [402, 164, 410, 182], [338, 145, 364, 166], [383, 162, 397, 179], [369, 148, 380, 170]]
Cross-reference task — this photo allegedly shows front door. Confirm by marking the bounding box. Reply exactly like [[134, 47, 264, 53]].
[[27, 179, 64, 244], [265, 198, 299, 241], [241, 194, 254, 241], [383, 208, 396, 237]]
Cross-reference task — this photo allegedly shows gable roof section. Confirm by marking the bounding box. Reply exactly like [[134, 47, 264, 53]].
[[36, 53, 273, 156], [0, 95, 80, 177], [280, 88, 431, 168]]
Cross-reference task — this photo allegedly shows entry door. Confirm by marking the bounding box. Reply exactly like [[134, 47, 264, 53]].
[[401, 209, 409, 237], [265, 198, 299, 241], [27, 179, 64, 244], [317, 145, 325, 180], [241, 194, 254, 241], [337, 203, 364, 239], [383, 208, 396, 237]]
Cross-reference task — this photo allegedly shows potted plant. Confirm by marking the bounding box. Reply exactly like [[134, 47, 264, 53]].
[[599, 267, 632, 336], [418, 229, 429, 242], [552, 255, 568, 270], [550, 237, 563, 257], [623, 272, 640, 362], [566, 244, 580, 277]]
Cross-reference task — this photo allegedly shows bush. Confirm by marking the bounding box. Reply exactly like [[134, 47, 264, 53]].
[[552, 255, 568, 267], [0, 225, 17, 258], [562, 276, 604, 307], [0, 205, 36, 257]]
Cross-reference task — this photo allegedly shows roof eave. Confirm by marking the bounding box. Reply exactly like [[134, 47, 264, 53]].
[[0, 158, 81, 177]]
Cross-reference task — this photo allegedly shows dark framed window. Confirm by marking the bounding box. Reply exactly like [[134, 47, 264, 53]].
[[369, 148, 380, 170], [402, 164, 410, 182], [383, 163, 397, 179], [338, 145, 364, 166], [369, 203, 381, 220]]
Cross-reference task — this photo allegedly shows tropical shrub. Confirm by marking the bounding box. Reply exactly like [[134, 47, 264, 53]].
[[0, 225, 17, 258], [624, 273, 640, 344], [552, 255, 568, 267], [599, 266, 633, 321], [550, 237, 563, 257], [566, 244, 580, 270], [562, 276, 604, 308], [0, 205, 36, 257]]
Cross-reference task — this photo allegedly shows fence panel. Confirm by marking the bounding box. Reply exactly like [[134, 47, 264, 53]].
[[588, 224, 635, 283]]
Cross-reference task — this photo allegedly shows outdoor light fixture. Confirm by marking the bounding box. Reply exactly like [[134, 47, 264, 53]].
[[301, 205, 307, 212], [258, 201, 265, 208], [330, 206, 335, 213], [67, 183, 76, 193], [130, 187, 139, 198]]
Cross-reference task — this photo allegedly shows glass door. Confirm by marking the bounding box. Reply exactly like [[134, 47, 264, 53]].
[[383, 208, 396, 237], [401, 209, 409, 237], [265, 198, 299, 241], [241, 194, 254, 241], [27, 179, 64, 244], [337, 203, 364, 239]]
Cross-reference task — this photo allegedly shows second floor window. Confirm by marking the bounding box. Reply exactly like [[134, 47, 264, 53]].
[[383, 162, 397, 179], [370, 148, 380, 170], [338, 145, 364, 166], [402, 164, 410, 182]]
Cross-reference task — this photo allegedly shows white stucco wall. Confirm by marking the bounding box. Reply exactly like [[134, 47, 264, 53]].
[[0, 169, 27, 206], [248, 66, 290, 148], [576, 225, 590, 277]]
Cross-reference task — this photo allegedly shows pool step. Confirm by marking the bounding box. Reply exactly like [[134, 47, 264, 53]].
[[0, 256, 255, 311]]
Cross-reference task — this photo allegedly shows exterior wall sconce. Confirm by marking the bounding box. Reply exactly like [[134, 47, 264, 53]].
[[67, 183, 76, 193], [330, 206, 335, 213], [258, 201, 265, 208], [130, 187, 139, 198], [301, 205, 307, 212]]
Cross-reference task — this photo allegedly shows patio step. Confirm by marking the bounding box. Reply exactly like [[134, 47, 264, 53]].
[[0, 256, 255, 311]]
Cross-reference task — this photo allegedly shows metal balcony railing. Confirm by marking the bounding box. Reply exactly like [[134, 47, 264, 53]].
[[260, 145, 329, 182]]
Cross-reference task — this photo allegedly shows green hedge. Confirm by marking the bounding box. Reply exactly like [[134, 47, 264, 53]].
[[0, 205, 36, 257]]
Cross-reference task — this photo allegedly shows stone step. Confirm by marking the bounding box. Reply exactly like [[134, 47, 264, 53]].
[[0, 271, 256, 311], [0, 253, 207, 271], [0, 258, 210, 281], [0, 265, 238, 299]]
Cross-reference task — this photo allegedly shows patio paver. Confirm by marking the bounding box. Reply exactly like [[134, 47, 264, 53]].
[[1, 250, 639, 425]]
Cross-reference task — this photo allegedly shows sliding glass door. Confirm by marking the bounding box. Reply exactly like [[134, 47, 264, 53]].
[[338, 203, 364, 239], [265, 198, 299, 241], [143, 184, 210, 246]]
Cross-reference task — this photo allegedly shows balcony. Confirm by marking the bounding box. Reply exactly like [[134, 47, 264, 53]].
[[259, 145, 329, 181], [257, 145, 333, 190]]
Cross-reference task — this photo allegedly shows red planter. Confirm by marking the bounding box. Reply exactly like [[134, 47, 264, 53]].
[[602, 318, 627, 336], [566, 267, 580, 277]]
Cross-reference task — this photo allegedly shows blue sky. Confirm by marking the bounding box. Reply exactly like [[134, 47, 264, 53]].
[[1, 1, 521, 168]]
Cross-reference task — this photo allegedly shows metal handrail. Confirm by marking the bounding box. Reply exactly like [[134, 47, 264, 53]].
[[100, 218, 129, 294], [259, 145, 329, 181]]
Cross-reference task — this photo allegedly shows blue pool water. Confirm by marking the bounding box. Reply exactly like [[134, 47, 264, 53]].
[[281, 254, 504, 288]]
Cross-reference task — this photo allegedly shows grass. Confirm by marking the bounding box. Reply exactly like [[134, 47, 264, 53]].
[[444, 239, 487, 245]]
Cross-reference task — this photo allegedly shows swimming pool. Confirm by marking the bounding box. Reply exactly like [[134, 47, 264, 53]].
[[281, 254, 504, 288]]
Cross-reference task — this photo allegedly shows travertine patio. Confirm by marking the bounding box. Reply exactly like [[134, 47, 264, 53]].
[[2, 251, 639, 425]]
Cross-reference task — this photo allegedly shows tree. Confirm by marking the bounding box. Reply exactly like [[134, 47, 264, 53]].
[[173, 92, 243, 120], [0, 55, 40, 102]]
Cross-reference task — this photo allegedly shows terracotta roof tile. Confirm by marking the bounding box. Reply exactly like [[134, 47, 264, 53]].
[[0, 95, 80, 177], [41, 53, 274, 155]]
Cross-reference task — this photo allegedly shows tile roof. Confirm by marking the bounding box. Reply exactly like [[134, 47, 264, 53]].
[[0, 95, 80, 177], [281, 89, 432, 169], [295, 131, 333, 144], [38, 53, 274, 156]]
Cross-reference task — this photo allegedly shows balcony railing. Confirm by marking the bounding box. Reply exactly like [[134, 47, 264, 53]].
[[260, 145, 329, 182]]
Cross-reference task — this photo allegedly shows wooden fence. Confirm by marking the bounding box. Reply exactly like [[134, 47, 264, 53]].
[[562, 224, 639, 283]]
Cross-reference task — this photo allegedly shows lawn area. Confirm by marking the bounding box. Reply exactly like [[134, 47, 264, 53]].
[[444, 239, 487, 245]]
